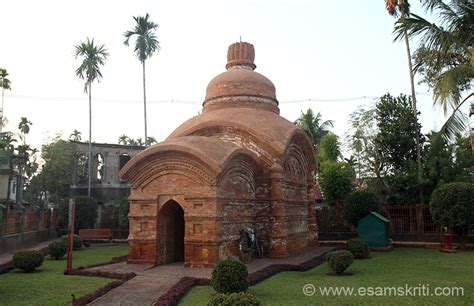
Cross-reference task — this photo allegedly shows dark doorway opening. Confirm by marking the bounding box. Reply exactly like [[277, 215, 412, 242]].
[[159, 201, 185, 263]]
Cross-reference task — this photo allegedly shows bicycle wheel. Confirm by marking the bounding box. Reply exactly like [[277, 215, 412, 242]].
[[239, 235, 252, 263]]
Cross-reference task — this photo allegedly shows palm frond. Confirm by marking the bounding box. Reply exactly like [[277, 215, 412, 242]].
[[439, 92, 474, 141], [433, 63, 473, 113]]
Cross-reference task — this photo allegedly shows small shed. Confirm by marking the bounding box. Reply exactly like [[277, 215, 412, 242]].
[[357, 212, 389, 248]]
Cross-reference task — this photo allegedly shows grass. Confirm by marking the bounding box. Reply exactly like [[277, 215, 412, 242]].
[[180, 248, 474, 305], [0, 243, 129, 306]]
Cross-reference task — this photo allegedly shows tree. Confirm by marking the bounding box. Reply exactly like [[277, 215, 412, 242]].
[[375, 93, 423, 173], [69, 129, 82, 141], [318, 134, 341, 163], [41, 137, 75, 203], [319, 161, 354, 227], [18, 117, 32, 144], [295, 108, 334, 152], [74, 38, 109, 197], [342, 190, 383, 226], [146, 136, 157, 146], [385, 0, 422, 180], [124, 13, 160, 147], [0, 68, 11, 132], [118, 134, 129, 145], [394, 0, 474, 140]]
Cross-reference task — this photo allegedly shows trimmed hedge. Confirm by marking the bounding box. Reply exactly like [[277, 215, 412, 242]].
[[430, 182, 474, 237], [212, 259, 248, 294], [12, 250, 44, 272], [342, 190, 383, 226], [208, 292, 261, 306], [49, 241, 67, 260], [346, 238, 370, 259], [326, 250, 353, 275]]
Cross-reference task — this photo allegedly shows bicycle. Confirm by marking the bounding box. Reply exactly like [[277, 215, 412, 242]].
[[239, 227, 264, 263]]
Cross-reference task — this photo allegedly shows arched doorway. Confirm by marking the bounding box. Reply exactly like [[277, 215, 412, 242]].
[[159, 200, 185, 264]]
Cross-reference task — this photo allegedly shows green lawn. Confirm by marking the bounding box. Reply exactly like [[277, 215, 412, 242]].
[[180, 248, 474, 305], [0, 243, 129, 306]]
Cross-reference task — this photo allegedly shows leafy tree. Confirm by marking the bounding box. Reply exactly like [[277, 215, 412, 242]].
[[295, 108, 334, 152], [57, 196, 97, 231], [394, 0, 474, 140], [319, 161, 354, 218], [375, 93, 423, 173], [343, 190, 383, 226], [40, 137, 75, 203], [124, 13, 160, 147], [74, 37, 109, 197], [69, 129, 82, 141], [318, 134, 341, 163]]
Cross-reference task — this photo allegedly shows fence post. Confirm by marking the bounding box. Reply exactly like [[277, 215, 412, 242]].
[[416, 204, 424, 241]]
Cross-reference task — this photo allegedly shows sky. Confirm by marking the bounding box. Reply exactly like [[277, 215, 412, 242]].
[[1, 0, 471, 157]]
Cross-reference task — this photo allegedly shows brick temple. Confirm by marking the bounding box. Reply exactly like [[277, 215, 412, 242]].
[[119, 42, 318, 267]]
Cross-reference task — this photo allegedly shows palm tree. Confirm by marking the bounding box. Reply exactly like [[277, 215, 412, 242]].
[[123, 13, 160, 146], [0, 68, 11, 132], [385, 0, 423, 181], [118, 134, 129, 145], [74, 38, 109, 197], [295, 108, 334, 151], [18, 117, 32, 144], [70, 129, 82, 141], [146, 136, 157, 146], [394, 0, 474, 141]]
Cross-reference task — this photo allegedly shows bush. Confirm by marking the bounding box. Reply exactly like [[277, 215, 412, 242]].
[[211, 259, 248, 294], [346, 238, 370, 259], [326, 250, 353, 275], [60, 234, 83, 250], [12, 250, 44, 272], [208, 292, 261, 306], [342, 190, 383, 226], [49, 241, 67, 260], [430, 182, 474, 246]]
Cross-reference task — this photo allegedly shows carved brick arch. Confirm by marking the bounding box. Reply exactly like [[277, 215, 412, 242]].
[[129, 151, 218, 190], [282, 130, 316, 182], [189, 125, 275, 167], [217, 150, 263, 199]]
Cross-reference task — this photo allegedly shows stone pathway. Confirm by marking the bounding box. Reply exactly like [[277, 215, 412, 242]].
[[0, 238, 58, 266], [87, 246, 333, 306]]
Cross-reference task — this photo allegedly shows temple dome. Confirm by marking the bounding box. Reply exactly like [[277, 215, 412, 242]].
[[203, 42, 279, 114]]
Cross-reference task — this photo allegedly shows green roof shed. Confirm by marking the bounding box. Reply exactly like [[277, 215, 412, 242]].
[[357, 212, 389, 248]]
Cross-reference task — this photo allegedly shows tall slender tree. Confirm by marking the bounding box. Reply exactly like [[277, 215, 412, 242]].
[[0, 68, 11, 132], [124, 13, 160, 147], [394, 0, 474, 141], [18, 117, 32, 144], [74, 38, 108, 197]]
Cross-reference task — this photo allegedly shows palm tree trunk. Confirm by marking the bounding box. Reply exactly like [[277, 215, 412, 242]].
[[88, 82, 92, 198], [142, 60, 148, 146], [404, 30, 423, 201]]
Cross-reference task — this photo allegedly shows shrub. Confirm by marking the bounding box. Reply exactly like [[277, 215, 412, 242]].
[[12, 250, 44, 272], [208, 292, 261, 306], [326, 250, 353, 275], [60, 234, 83, 250], [49, 241, 67, 260], [430, 182, 474, 247], [342, 190, 383, 226], [346, 238, 370, 259], [211, 259, 248, 294]]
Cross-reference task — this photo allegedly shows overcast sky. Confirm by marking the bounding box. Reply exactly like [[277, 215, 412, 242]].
[[1, 0, 470, 156]]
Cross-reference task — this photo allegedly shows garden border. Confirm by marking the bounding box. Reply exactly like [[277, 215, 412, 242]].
[[63, 255, 134, 306], [153, 248, 338, 306]]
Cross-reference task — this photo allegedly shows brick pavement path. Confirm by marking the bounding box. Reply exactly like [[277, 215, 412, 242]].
[[87, 246, 333, 306]]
